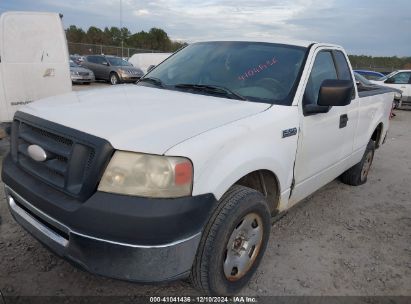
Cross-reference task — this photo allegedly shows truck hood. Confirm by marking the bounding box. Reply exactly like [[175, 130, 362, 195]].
[[21, 85, 270, 154]]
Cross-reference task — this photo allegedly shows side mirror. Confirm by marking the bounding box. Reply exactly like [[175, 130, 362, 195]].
[[317, 79, 353, 107], [303, 79, 353, 116], [384, 78, 394, 84], [147, 65, 156, 73]]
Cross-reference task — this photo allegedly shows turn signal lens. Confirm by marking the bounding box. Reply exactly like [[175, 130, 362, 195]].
[[175, 161, 193, 185]]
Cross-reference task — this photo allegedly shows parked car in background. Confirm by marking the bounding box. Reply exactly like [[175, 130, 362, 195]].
[[77, 56, 86, 64], [128, 52, 172, 74], [354, 70, 385, 80], [372, 70, 411, 108], [354, 72, 402, 108], [70, 60, 95, 84], [69, 55, 82, 65], [81, 55, 144, 85]]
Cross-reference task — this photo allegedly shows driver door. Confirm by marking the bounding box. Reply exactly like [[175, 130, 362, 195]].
[[291, 49, 357, 204]]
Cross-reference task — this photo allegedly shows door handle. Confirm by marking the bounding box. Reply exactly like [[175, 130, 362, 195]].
[[339, 114, 348, 128]]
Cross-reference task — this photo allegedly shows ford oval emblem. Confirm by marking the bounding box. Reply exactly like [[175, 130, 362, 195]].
[[27, 145, 48, 162]]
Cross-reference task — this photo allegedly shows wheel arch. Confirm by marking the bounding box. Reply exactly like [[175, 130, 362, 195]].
[[371, 122, 384, 149], [233, 169, 281, 216]]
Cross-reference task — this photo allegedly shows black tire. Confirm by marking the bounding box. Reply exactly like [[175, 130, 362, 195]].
[[340, 140, 375, 186], [190, 185, 271, 295], [109, 72, 120, 85]]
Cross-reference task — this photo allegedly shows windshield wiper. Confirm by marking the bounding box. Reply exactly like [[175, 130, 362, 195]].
[[174, 84, 247, 101], [138, 77, 164, 87]]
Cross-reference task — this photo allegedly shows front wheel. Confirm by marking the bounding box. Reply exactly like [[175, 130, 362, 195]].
[[190, 185, 271, 295], [110, 72, 120, 85]]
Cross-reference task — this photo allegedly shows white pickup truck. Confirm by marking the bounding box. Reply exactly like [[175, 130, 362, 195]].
[[2, 40, 394, 295]]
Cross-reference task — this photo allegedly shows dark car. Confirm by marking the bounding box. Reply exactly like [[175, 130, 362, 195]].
[[354, 70, 385, 81], [81, 55, 144, 85]]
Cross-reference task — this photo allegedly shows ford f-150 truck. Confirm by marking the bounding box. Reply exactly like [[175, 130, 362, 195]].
[[2, 40, 394, 295]]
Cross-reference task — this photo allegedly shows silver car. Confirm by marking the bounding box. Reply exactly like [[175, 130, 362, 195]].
[[82, 55, 144, 85], [70, 60, 95, 84]]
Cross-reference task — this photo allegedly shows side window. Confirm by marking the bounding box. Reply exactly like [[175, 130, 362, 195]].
[[333, 51, 352, 81], [97, 56, 108, 65], [94, 56, 103, 64], [87, 56, 96, 64], [304, 51, 338, 105], [387, 72, 411, 84]]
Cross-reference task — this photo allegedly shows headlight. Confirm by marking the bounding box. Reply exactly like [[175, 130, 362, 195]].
[[394, 92, 402, 99], [70, 70, 79, 76], [98, 151, 193, 198]]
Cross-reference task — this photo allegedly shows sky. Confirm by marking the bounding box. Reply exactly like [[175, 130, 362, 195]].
[[1, 0, 410, 56]]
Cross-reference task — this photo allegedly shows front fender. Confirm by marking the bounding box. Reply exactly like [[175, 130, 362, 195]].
[[166, 105, 299, 201]]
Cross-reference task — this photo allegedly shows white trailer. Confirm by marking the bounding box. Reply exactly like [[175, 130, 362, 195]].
[[128, 52, 172, 74], [0, 11, 71, 138]]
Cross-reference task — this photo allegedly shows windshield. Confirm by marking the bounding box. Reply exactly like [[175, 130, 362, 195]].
[[107, 57, 132, 66], [140, 42, 307, 105], [377, 71, 397, 81]]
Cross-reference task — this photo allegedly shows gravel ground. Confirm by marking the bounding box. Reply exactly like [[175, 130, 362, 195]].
[[0, 107, 410, 297]]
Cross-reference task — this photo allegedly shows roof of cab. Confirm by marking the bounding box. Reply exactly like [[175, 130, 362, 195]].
[[193, 38, 342, 49]]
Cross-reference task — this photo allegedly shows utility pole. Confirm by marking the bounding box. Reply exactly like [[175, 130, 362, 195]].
[[120, 0, 123, 58]]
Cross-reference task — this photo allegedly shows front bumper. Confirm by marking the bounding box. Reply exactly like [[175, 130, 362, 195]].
[[119, 74, 141, 82], [2, 155, 216, 282], [71, 75, 95, 83]]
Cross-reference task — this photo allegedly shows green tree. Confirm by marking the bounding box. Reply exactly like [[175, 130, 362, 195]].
[[148, 28, 170, 51], [86, 26, 104, 44], [65, 25, 86, 43], [66, 24, 188, 53]]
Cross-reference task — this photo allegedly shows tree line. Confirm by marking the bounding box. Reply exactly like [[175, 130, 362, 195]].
[[65, 25, 187, 53], [66, 25, 411, 69], [348, 55, 411, 71]]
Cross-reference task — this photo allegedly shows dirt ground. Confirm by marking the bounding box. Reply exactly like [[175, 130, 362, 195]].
[[0, 108, 410, 297]]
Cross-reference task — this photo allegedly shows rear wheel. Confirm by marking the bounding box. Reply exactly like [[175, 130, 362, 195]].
[[110, 72, 120, 85], [340, 139, 375, 186], [190, 185, 271, 295]]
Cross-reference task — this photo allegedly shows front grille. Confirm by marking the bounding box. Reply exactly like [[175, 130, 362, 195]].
[[78, 72, 89, 76], [11, 112, 113, 201], [17, 122, 73, 188], [125, 70, 141, 76]]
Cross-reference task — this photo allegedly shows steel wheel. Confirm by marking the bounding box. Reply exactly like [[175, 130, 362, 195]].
[[361, 150, 373, 181], [223, 212, 264, 281]]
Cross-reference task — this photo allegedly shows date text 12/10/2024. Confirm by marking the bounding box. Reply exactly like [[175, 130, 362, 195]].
[[149, 296, 258, 303]]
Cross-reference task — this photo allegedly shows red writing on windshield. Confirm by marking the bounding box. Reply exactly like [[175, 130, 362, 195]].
[[238, 57, 278, 81]]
